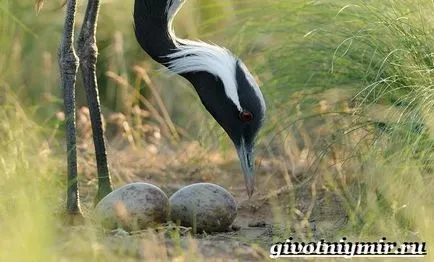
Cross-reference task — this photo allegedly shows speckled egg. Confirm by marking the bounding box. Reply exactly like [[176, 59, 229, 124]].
[[169, 183, 238, 233], [94, 182, 169, 231]]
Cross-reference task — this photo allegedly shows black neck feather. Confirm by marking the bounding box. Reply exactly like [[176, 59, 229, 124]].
[[133, 0, 225, 103], [133, 0, 180, 66]]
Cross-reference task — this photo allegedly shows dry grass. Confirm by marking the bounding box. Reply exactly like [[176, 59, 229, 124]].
[[0, 0, 433, 261]]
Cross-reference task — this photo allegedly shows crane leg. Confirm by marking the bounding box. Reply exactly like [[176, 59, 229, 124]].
[[59, 0, 82, 217], [77, 0, 113, 205]]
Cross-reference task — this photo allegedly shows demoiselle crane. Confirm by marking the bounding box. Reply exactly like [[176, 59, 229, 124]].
[[57, 0, 266, 217]]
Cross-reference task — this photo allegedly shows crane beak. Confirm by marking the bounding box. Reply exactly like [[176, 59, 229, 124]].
[[236, 139, 255, 198]]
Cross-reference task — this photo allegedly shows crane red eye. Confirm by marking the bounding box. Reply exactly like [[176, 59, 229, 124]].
[[239, 111, 253, 122]]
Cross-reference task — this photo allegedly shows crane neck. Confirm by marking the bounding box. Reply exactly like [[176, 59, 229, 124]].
[[133, 0, 181, 67]]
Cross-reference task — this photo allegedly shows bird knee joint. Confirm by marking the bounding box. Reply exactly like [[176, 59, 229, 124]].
[[77, 42, 98, 66], [58, 48, 79, 75]]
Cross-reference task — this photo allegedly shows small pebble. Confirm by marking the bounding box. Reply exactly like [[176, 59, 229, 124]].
[[231, 224, 241, 231], [248, 220, 268, 228]]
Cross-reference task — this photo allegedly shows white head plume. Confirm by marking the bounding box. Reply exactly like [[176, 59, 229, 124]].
[[166, 41, 242, 110], [166, 0, 185, 23], [164, 0, 242, 111]]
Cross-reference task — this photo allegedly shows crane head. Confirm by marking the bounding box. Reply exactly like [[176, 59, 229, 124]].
[[167, 42, 266, 197]]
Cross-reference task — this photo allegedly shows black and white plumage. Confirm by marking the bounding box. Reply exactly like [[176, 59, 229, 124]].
[[134, 0, 266, 196]]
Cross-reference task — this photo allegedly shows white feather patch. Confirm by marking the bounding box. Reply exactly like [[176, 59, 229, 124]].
[[238, 60, 266, 109], [164, 0, 242, 110], [166, 0, 185, 21], [166, 40, 241, 110]]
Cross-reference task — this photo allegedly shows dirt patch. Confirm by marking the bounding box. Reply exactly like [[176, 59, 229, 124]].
[[73, 138, 349, 259]]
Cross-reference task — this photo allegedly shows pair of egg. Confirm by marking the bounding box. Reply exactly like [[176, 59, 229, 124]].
[[94, 182, 238, 233]]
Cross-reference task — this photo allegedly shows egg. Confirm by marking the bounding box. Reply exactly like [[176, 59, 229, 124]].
[[169, 183, 238, 233], [94, 182, 169, 231]]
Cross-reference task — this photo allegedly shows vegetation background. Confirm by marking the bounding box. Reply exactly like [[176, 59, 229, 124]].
[[0, 0, 433, 261]]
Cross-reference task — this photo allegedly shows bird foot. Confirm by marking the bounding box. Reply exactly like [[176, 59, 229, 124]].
[[61, 211, 85, 226]]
